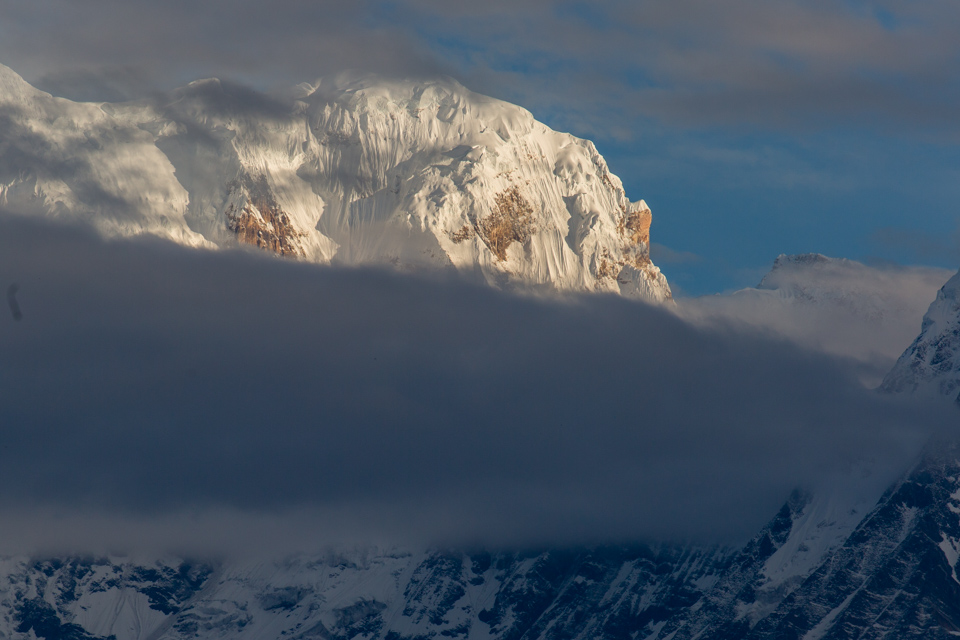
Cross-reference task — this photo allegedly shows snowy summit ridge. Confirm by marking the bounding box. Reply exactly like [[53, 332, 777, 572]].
[[0, 63, 671, 302]]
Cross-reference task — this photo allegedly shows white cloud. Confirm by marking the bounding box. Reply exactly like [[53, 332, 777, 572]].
[[677, 254, 955, 386]]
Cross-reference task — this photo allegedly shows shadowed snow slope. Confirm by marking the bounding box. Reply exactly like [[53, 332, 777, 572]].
[[882, 269, 960, 403], [0, 63, 670, 302]]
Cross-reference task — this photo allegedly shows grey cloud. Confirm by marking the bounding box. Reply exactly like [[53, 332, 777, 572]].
[[612, 0, 960, 130], [3, 0, 960, 135], [1, 0, 449, 103], [156, 78, 298, 123], [365, 0, 960, 135], [35, 66, 151, 104], [0, 214, 951, 555]]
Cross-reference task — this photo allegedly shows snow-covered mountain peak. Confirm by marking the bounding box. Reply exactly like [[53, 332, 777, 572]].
[[0, 64, 671, 302], [0, 62, 33, 89], [758, 253, 841, 300], [763, 251, 832, 273], [882, 269, 960, 402], [307, 71, 524, 119], [926, 268, 960, 325], [759, 253, 884, 306], [679, 254, 952, 386], [754, 253, 954, 329], [0, 62, 54, 108]]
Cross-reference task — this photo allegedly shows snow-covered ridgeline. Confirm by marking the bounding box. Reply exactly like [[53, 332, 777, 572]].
[[0, 63, 670, 302]]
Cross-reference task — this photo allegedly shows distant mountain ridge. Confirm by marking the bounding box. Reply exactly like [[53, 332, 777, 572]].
[[0, 63, 670, 302]]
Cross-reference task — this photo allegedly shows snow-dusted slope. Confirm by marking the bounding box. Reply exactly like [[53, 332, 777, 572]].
[[0, 486, 919, 640], [734, 444, 960, 640], [882, 269, 960, 403], [4, 471, 955, 640], [0, 546, 736, 640], [0, 64, 203, 245], [0, 63, 670, 302]]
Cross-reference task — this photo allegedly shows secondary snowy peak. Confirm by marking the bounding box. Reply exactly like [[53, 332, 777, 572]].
[[758, 253, 938, 319], [0, 65, 671, 302], [882, 269, 960, 402], [759, 253, 844, 291], [678, 254, 953, 385]]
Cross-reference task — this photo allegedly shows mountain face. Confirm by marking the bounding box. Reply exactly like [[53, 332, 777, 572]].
[[736, 445, 960, 640], [0, 547, 734, 640], [0, 471, 954, 640], [882, 269, 960, 403], [656, 444, 960, 640], [0, 63, 670, 302], [4, 59, 960, 639]]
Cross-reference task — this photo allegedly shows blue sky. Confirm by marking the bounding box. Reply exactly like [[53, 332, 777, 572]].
[[1, 0, 957, 294], [615, 127, 960, 294]]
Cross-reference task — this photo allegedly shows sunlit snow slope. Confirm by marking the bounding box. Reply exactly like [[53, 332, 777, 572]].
[[0, 63, 670, 302]]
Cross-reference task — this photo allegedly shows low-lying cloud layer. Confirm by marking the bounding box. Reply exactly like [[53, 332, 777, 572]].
[[0, 215, 952, 555]]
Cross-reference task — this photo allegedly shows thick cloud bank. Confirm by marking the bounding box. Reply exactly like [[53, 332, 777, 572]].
[[0, 215, 951, 555]]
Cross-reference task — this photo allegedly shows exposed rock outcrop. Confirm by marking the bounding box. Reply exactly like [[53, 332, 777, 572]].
[[224, 173, 304, 257]]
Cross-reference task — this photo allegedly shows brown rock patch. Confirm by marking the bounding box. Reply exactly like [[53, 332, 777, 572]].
[[623, 207, 652, 247], [225, 173, 304, 258], [477, 186, 535, 262], [450, 224, 475, 244]]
